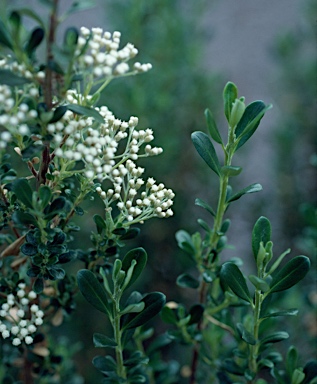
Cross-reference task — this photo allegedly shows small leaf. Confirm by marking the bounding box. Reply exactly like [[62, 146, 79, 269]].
[[195, 198, 216, 216], [67, 104, 104, 123], [248, 274, 270, 292], [38, 186, 51, 209], [21, 243, 38, 256], [220, 263, 251, 303], [188, 304, 204, 325], [0, 69, 31, 86], [260, 331, 289, 345], [33, 277, 44, 293], [235, 101, 272, 149], [93, 333, 117, 348], [268, 256, 310, 294], [48, 267, 65, 280], [120, 227, 140, 240], [92, 355, 116, 374], [223, 82, 238, 122], [120, 302, 145, 315], [205, 108, 222, 144], [221, 166, 242, 177], [260, 309, 298, 320], [176, 274, 199, 289], [12, 211, 38, 227], [12, 179, 34, 208], [191, 131, 221, 176], [58, 250, 77, 264], [252, 216, 271, 259], [121, 248, 147, 290], [287, 346, 298, 379], [122, 292, 166, 330], [77, 269, 111, 316], [303, 361, 317, 384], [25, 27, 45, 56], [291, 369, 305, 384], [93, 214, 106, 235], [49, 106, 68, 123], [0, 19, 13, 49], [227, 183, 262, 203], [161, 306, 178, 325], [237, 323, 256, 345], [175, 230, 195, 255]]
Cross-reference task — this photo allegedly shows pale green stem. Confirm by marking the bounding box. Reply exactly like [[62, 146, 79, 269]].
[[113, 287, 126, 380]]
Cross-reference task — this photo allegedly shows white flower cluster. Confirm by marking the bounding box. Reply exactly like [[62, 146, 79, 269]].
[[0, 57, 44, 81], [77, 27, 152, 78], [0, 283, 44, 346], [0, 84, 38, 149]]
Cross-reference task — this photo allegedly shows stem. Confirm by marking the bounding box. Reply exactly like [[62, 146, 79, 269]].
[[249, 289, 262, 379], [21, 348, 33, 384], [113, 288, 126, 380]]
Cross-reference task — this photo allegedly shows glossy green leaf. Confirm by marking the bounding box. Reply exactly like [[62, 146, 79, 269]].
[[120, 302, 145, 315], [191, 131, 221, 176], [292, 369, 305, 384], [252, 216, 271, 259], [122, 292, 166, 330], [268, 256, 310, 294], [49, 106, 68, 123], [205, 108, 222, 144], [64, 27, 79, 47], [237, 323, 256, 345], [21, 243, 38, 256], [67, 104, 104, 123], [197, 218, 210, 232], [12, 179, 34, 208], [260, 331, 289, 345], [0, 19, 13, 49], [265, 248, 291, 277], [48, 267, 65, 280], [175, 230, 195, 255], [77, 269, 111, 316], [121, 248, 147, 290], [223, 82, 238, 122], [222, 358, 244, 376], [45, 197, 67, 219], [0, 69, 31, 86], [119, 227, 140, 240], [221, 165, 242, 177], [38, 186, 51, 209], [188, 304, 204, 325], [92, 355, 116, 374], [176, 273, 199, 289], [260, 309, 298, 320], [25, 27, 45, 56], [93, 333, 117, 348], [220, 262, 251, 303], [227, 183, 262, 203], [235, 101, 272, 149], [195, 198, 216, 216]]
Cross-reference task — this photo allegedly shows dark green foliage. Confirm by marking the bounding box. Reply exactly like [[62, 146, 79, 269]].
[[191, 131, 221, 176]]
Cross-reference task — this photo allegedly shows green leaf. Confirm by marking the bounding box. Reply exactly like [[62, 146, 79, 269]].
[[77, 269, 111, 316], [92, 355, 116, 374], [227, 183, 262, 203], [49, 106, 68, 123], [122, 292, 166, 330], [48, 267, 65, 280], [260, 309, 298, 320], [121, 248, 147, 290], [93, 333, 117, 348], [176, 273, 199, 289], [220, 262, 251, 303], [120, 302, 145, 315], [221, 166, 242, 177], [223, 82, 238, 122], [248, 274, 270, 292], [161, 306, 178, 325], [287, 346, 298, 379], [21, 243, 38, 256], [0, 69, 31, 86], [25, 27, 45, 56], [67, 104, 104, 123], [260, 331, 289, 345], [93, 214, 106, 235], [119, 227, 140, 240], [265, 248, 291, 277], [237, 323, 256, 345], [12, 211, 38, 227], [175, 230, 195, 255], [188, 304, 204, 325], [252, 216, 271, 259], [205, 108, 222, 144], [291, 369, 305, 384], [268, 256, 310, 294], [38, 186, 51, 209], [303, 361, 317, 384], [0, 19, 13, 49], [191, 131, 221, 176], [15, 8, 45, 29], [12, 179, 34, 209], [235, 101, 272, 149], [195, 198, 215, 216]]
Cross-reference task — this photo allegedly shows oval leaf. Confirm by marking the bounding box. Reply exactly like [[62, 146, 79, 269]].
[[268, 256, 310, 294], [221, 166, 242, 177], [252, 216, 271, 259], [223, 82, 238, 122], [260, 331, 289, 345], [77, 269, 111, 316], [93, 333, 117, 348], [121, 248, 147, 290], [220, 262, 251, 303], [195, 197, 216, 216], [205, 108, 222, 144], [261, 309, 298, 320], [176, 273, 199, 289], [12, 179, 34, 208], [122, 292, 166, 330], [191, 131, 221, 176]]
